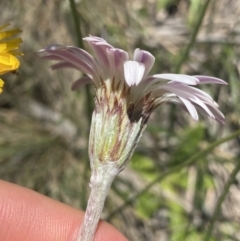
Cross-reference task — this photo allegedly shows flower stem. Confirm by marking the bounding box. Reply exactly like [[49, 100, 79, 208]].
[[77, 163, 119, 241]]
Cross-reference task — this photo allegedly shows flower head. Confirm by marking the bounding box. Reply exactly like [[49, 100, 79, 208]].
[[40, 36, 227, 169], [0, 23, 23, 93]]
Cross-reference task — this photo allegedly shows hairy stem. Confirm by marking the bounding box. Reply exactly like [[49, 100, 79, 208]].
[[77, 163, 119, 241]]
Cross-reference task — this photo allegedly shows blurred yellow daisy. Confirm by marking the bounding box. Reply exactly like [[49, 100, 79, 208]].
[[0, 23, 23, 93]]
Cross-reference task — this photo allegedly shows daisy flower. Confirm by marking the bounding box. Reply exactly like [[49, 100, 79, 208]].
[[39, 36, 227, 241], [40, 36, 226, 167]]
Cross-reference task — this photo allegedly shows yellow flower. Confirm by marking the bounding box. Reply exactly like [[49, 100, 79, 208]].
[[0, 23, 23, 93]]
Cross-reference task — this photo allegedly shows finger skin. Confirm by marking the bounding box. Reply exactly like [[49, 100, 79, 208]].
[[0, 180, 128, 241]]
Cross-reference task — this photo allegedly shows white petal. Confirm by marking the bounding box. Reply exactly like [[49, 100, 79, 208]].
[[179, 97, 199, 121], [157, 84, 217, 120], [156, 84, 194, 100], [133, 48, 155, 77], [190, 96, 215, 119], [152, 74, 199, 85], [124, 61, 145, 86], [159, 83, 214, 102]]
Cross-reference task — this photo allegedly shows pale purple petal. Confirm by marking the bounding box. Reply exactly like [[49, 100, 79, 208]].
[[40, 55, 64, 61], [155, 94, 202, 121], [179, 97, 199, 121], [83, 36, 104, 42], [154, 83, 222, 121], [195, 76, 227, 85], [51, 62, 79, 70], [66, 47, 100, 81], [151, 88, 169, 98], [83, 36, 112, 48], [151, 74, 200, 85], [189, 96, 215, 119], [67, 47, 95, 67], [203, 104, 225, 124], [84, 36, 113, 73], [46, 49, 94, 76], [154, 84, 196, 100], [71, 77, 92, 90], [38, 44, 65, 52], [133, 48, 155, 77], [162, 83, 214, 102], [107, 48, 129, 81], [124, 61, 145, 86]]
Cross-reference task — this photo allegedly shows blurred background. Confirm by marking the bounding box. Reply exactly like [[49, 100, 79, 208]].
[[1, 0, 240, 240]]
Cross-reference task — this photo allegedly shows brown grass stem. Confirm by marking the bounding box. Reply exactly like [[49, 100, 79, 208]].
[[174, 0, 211, 73]]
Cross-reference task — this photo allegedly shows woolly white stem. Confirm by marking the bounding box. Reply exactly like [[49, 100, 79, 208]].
[[77, 163, 119, 241]]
